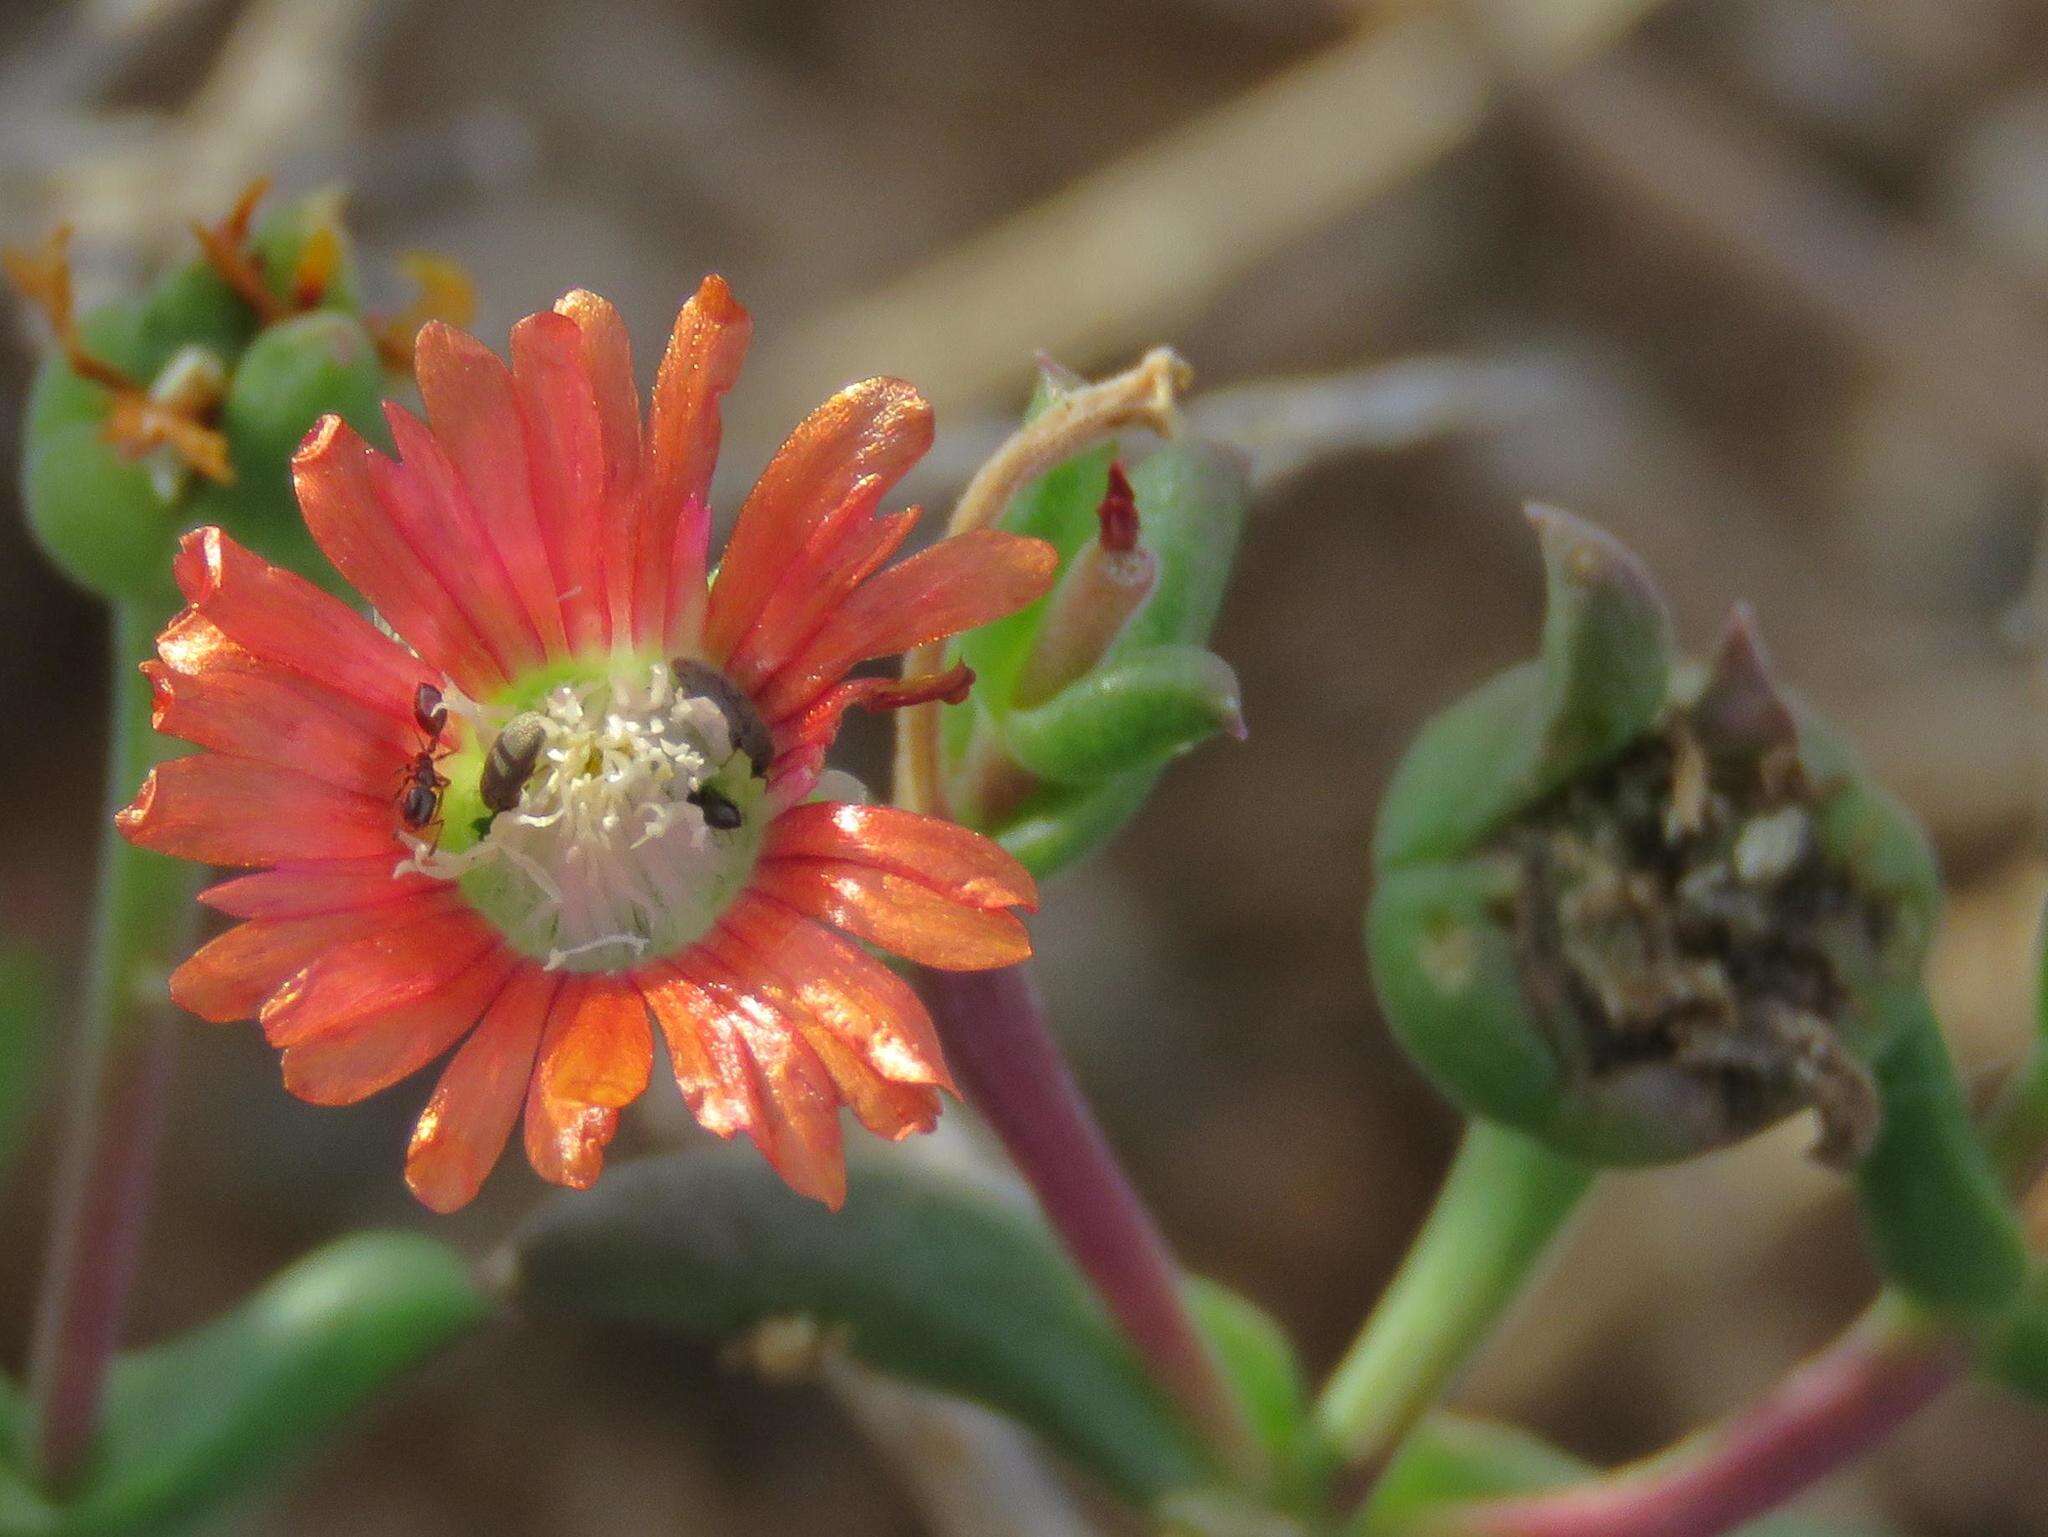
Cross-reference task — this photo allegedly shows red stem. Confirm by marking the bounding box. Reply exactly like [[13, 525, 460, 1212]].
[[1452, 1314, 1960, 1537], [914, 962, 1257, 1475], [28, 1011, 179, 1485], [27, 604, 196, 1489]]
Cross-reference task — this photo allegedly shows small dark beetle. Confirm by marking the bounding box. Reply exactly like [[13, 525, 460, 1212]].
[[671, 659, 773, 777], [480, 712, 550, 815], [689, 784, 745, 831]]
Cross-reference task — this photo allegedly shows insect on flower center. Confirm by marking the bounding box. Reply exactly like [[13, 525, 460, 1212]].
[[406, 659, 770, 974]]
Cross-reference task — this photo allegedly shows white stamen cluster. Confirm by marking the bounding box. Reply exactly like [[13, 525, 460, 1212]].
[[405, 662, 763, 973]]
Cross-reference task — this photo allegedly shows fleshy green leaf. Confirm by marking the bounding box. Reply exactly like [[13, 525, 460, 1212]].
[[1353, 1414, 1898, 1537], [1183, 1280, 1330, 1513], [510, 1149, 1211, 1505], [56, 1232, 485, 1535], [1002, 645, 1243, 786], [1987, 894, 2048, 1179], [1985, 1270, 2048, 1404], [993, 771, 1157, 881], [1852, 998, 2026, 1315]]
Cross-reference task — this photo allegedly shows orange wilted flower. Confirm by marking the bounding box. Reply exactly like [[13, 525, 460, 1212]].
[[119, 279, 1057, 1211]]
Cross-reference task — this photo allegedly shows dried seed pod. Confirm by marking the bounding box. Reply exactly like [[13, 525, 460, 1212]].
[[1366, 509, 2025, 1311]]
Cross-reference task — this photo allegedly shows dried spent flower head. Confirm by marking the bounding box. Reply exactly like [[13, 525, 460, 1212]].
[[1505, 696, 1883, 1169], [1369, 513, 1949, 1173]]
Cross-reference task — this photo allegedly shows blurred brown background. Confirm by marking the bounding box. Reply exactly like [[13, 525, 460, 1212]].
[[6, 0, 2048, 1531]]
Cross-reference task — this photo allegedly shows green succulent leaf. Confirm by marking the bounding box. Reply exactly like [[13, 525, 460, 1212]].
[[943, 369, 1251, 881], [48, 1232, 485, 1536], [1109, 441, 1248, 658], [509, 1149, 1211, 1505], [992, 771, 1159, 881], [1183, 1279, 1331, 1513], [1986, 894, 2048, 1180], [1001, 645, 1243, 786], [1852, 998, 2026, 1315], [1351, 1414, 1893, 1537], [1984, 1269, 2048, 1405]]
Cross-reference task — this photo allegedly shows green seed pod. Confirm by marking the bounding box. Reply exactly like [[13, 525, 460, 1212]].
[[250, 188, 361, 313], [20, 366, 184, 607], [184, 310, 383, 588], [1366, 509, 2024, 1311], [17, 188, 386, 605], [943, 367, 1249, 881]]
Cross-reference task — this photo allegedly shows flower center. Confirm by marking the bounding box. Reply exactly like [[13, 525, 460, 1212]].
[[407, 659, 768, 973]]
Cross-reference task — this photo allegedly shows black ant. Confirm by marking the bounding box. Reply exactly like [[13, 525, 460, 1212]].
[[399, 683, 452, 834]]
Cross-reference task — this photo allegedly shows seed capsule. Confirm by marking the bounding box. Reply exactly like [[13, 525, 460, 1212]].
[[671, 658, 772, 776], [480, 712, 549, 814]]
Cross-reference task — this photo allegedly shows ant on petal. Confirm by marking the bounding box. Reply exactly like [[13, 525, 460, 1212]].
[[398, 683, 452, 836]]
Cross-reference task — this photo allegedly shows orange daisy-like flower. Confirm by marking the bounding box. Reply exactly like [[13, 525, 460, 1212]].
[[118, 278, 1058, 1212]]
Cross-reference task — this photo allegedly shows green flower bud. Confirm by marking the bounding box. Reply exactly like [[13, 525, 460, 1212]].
[[944, 369, 1249, 880], [1366, 509, 2023, 1311]]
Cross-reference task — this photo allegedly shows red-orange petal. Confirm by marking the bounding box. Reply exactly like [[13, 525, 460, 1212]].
[[754, 528, 1058, 721], [721, 477, 916, 694], [764, 800, 1037, 912], [376, 403, 549, 674], [168, 901, 433, 1022], [510, 310, 610, 652], [281, 948, 517, 1106], [522, 976, 622, 1189], [644, 275, 751, 649], [146, 624, 413, 796], [406, 966, 559, 1212], [719, 891, 952, 1092], [753, 858, 1033, 971], [119, 754, 401, 867], [169, 526, 424, 718], [637, 961, 764, 1140], [553, 290, 643, 648], [259, 901, 502, 1047], [199, 859, 443, 919], [292, 417, 511, 695], [414, 321, 569, 659], [704, 910, 943, 1141], [684, 951, 847, 1208], [535, 974, 652, 1108], [702, 377, 932, 664]]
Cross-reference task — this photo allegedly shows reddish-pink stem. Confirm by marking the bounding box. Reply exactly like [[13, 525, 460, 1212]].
[[28, 605, 196, 1489], [914, 962, 1257, 1476], [1451, 1315, 1961, 1537]]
